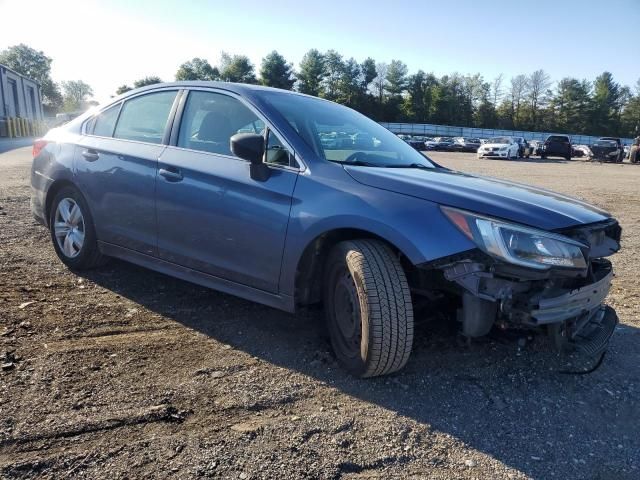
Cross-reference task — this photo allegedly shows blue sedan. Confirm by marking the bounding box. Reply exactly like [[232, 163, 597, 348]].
[[31, 82, 621, 377]]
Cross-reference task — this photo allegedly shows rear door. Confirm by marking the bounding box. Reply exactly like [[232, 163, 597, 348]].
[[155, 89, 299, 293], [76, 89, 180, 255]]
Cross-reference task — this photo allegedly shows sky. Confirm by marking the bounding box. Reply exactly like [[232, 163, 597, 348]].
[[1, 0, 639, 103]]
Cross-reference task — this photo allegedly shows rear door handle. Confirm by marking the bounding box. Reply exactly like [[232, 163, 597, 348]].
[[81, 149, 99, 161], [159, 167, 183, 182]]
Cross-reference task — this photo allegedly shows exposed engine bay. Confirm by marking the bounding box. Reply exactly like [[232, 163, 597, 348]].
[[412, 219, 622, 356]]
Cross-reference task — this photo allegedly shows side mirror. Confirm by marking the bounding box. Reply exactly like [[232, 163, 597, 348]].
[[230, 133, 270, 181]]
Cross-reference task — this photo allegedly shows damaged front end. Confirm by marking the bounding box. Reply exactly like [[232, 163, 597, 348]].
[[415, 210, 622, 356]]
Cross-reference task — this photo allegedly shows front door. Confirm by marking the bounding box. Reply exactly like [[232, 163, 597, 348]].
[[155, 90, 298, 293]]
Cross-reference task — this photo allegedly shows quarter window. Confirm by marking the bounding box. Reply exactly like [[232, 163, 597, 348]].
[[113, 91, 177, 144], [177, 91, 263, 157], [265, 130, 293, 167], [92, 103, 121, 137]]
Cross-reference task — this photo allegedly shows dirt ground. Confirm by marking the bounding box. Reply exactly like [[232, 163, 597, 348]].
[[1, 146, 639, 479]]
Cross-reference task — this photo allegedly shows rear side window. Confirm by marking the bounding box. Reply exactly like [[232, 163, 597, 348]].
[[177, 91, 263, 157], [113, 91, 177, 144], [92, 103, 121, 137]]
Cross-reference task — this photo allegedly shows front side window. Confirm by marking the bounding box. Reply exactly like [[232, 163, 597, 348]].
[[178, 91, 264, 157], [92, 103, 121, 137], [113, 91, 177, 144]]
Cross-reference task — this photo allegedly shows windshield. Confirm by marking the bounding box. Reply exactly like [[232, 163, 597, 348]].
[[594, 140, 617, 147], [488, 137, 511, 144], [260, 92, 434, 168]]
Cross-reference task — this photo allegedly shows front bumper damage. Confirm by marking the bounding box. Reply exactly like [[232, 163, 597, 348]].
[[418, 219, 622, 355]]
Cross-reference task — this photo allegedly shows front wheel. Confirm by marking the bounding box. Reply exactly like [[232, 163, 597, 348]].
[[324, 239, 414, 377], [49, 186, 107, 270]]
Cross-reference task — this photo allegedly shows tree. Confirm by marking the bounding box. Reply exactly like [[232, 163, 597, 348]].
[[133, 76, 162, 88], [590, 72, 621, 135], [385, 60, 408, 97], [259, 51, 295, 90], [402, 70, 427, 121], [219, 53, 257, 84], [175, 58, 219, 81], [297, 49, 325, 96], [116, 85, 132, 95], [621, 79, 640, 138], [509, 74, 529, 128], [0, 43, 62, 111], [61, 80, 93, 112], [372, 62, 388, 106], [491, 74, 504, 106], [550, 78, 592, 133], [321, 50, 344, 101], [337, 58, 361, 105], [360, 58, 377, 92], [527, 69, 552, 129]]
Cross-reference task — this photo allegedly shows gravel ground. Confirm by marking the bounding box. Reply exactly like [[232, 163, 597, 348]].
[[1, 147, 639, 479]]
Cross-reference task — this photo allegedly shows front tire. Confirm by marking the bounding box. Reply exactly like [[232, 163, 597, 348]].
[[49, 186, 107, 270], [324, 239, 414, 377]]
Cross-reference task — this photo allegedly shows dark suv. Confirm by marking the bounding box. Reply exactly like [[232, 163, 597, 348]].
[[541, 135, 572, 160]]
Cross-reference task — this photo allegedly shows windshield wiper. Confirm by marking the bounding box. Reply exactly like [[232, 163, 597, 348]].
[[329, 159, 378, 167], [385, 163, 431, 169]]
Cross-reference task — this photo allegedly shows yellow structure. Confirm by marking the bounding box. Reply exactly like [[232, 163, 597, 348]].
[[3, 116, 45, 138]]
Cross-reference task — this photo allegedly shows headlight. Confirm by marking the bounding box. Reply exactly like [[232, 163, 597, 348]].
[[442, 207, 587, 270], [499, 146, 508, 151]]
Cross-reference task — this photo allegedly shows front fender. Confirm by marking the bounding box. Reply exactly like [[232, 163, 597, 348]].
[[278, 168, 476, 297]]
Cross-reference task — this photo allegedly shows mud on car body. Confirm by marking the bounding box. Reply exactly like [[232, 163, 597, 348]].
[[31, 81, 622, 378]]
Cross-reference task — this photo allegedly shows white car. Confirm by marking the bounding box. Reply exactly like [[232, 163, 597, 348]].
[[477, 136, 520, 160]]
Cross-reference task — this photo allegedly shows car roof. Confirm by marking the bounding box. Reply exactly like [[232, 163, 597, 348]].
[[121, 81, 309, 99]]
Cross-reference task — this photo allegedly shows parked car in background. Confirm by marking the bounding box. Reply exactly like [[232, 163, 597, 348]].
[[424, 138, 439, 150], [590, 138, 624, 163], [513, 137, 527, 157], [571, 146, 585, 158], [528, 140, 543, 156], [320, 131, 353, 150], [352, 132, 375, 148], [451, 137, 481, 152], [572, 145, 592, 158], [624, 145, 630, 160], [406, 136, 428, 151], [431, 137, 456, 151], [477, 136, 520, 159], [31, 81, 622, 378], [540, 135, 572, 160]]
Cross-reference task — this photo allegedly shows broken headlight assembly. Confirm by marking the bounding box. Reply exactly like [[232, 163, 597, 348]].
[[442, 206, 588, 270]]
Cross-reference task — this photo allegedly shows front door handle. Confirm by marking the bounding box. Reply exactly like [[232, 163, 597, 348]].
[[81, 149, 100, 161], [159, 167, 183, 182]]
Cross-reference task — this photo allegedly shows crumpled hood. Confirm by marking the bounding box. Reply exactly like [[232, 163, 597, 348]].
[[344, 166, 610, 230]]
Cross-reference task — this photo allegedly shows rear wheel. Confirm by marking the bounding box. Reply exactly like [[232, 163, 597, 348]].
[[49, 186, 107, 270], [324, 239, 414, 377]]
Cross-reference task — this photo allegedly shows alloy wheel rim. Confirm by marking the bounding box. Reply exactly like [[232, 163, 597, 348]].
[[54, 198, 85, 258]]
